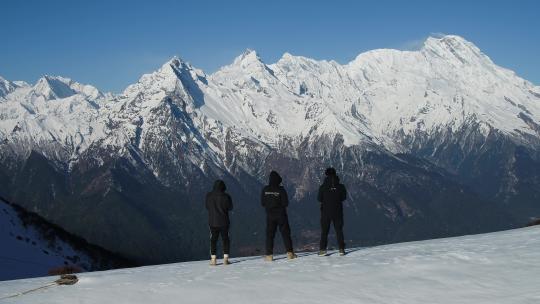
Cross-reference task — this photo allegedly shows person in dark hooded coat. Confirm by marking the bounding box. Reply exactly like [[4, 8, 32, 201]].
[[205, 180, 233, 265], [318, 167, 347, 256], [261, 171, 297, 261]]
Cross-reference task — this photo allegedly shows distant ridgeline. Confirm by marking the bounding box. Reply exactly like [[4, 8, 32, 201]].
[[0, 196, 135, 280]]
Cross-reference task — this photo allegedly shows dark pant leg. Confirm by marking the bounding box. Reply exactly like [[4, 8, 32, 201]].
[[333, 214, 345, 250], [320, 213, 331, 250], [210, 227, 220, 256], [266, 217, 278, 255], [221, 226, 230, 255], [278, 215, 293, 252]]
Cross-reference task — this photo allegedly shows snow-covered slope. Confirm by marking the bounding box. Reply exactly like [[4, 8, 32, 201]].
[[0, 199, 131, 281], [0, 199, 85, 280], [1, 226, 538, 303]]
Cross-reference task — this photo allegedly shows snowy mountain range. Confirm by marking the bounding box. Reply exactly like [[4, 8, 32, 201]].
[[1, 35, 539, 263]]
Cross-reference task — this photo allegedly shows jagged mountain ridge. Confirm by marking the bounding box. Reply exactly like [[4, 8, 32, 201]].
[[1, 35, 539, 164], [1, 35, 539, 263]]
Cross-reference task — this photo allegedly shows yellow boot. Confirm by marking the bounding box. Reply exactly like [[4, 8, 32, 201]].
[[287, 251, 297, 260], [264, 255, 273, 262], [223, 254, 230, 265], [210, 255, 217, 266]]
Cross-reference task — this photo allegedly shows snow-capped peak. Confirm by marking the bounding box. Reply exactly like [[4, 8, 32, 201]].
[[232, 49, 263, 67], [281, 52, 295, 60], [0, 75, 10, 85], [0, 75, 17, 98], [31, 76, 102, 100], [276, 52, 318, 66], [421, 35, 492, 66], [32, 76, 77, 100], [13, 81, 30, 88], [424, 34, 470, 46], [215, 49, 276, 79], [160, 56, 191, 76], [121, 56, 208, 114], [125, 56, 206, 94]]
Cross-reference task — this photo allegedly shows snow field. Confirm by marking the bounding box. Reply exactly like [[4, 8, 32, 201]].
[[1, 226, 539, 303]]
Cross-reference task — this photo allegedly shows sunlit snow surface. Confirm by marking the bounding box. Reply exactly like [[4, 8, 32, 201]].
[[1, 227, 539, 303]]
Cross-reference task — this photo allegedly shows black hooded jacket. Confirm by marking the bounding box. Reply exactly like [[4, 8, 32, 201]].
[[317, 175, 347, 217], [261, 171, 289, 217], [205, 180, 233, 227]]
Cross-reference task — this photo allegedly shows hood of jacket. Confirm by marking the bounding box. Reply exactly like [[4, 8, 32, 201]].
[[269, 171, 282, 186], [324, 175, 340, 187], [325, 167, 337, 176], [213, 180, 226, 192]]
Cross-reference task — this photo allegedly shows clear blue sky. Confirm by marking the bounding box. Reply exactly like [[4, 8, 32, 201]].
[[1, 0, 539, 92]]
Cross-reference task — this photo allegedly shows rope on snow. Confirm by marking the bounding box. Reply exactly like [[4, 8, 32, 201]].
[[0, 274, 78, 300]]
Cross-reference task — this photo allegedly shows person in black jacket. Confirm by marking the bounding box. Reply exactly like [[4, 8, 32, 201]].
[[318, 167, 347, 256], [205, 180, 233, 266], [261, 171, 297, 261]]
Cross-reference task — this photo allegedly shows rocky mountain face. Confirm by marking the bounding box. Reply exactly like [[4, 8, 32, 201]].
[[0, 35, 539, 263]]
